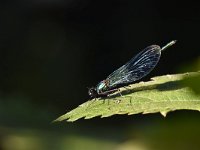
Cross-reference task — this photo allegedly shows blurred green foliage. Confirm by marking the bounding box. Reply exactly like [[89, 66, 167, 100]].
[[181, 59, 200, 95], [1, 113, 200, 150]]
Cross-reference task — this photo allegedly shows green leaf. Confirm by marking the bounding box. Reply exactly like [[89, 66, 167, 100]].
[[55, 72, 200, 122]]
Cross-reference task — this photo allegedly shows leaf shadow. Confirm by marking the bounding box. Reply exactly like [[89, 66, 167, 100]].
[[107, 80, 185, 99]]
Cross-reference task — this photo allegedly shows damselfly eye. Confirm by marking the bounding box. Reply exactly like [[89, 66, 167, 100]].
[[88, 88, 97, 97]]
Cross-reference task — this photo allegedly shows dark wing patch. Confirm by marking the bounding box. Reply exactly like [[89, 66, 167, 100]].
[[107, 45, 161, 88]]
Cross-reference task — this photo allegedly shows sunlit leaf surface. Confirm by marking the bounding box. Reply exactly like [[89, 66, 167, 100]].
[[55, 72, 200, 122]]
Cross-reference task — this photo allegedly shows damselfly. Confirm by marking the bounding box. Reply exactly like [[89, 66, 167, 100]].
[[88, 40, 176, 98]]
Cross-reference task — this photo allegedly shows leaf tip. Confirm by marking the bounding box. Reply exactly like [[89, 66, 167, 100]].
[[52, 117, 63, 123], [51, 119, 58, 123]]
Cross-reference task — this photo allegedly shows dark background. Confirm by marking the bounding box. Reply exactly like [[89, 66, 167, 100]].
[[0, 0, 200, 150]]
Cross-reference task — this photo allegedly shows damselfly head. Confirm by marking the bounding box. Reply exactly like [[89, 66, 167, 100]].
[[88, 87, 98, 98]]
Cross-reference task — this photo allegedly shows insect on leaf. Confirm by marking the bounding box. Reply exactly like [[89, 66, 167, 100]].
[[54, 71, 200, 122]]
